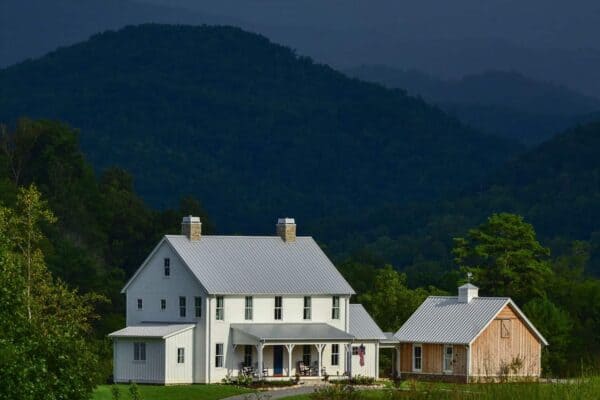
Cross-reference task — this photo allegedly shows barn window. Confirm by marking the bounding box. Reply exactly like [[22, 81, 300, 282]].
[[413, 344, 422, 372], [177, 348, 185, 363], [501, 319, 511, 338], [215, 343, 224, 367], [134, 342, 146, 361], [443, 344, 453, 372]]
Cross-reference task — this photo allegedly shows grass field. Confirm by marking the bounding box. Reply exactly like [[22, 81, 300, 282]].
[[285, 377, 600, 400], [92, 384, 253, 400]]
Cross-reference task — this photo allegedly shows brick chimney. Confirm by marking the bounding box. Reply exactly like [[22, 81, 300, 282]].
[[182, 216, 201, 241], [276, 218, 296, 242], [458, 283, 479, 303]]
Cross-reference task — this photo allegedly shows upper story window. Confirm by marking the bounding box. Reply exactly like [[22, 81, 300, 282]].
[[216, 296, 224, 320], [133, 342, 146, 361], [137, 298, 143, 310], [195, 297, 202, 318], [179, 296, 186, 317], [274, 296, 283, 320], [303, 296, 312, 320], [160, 299, 166, 311], [413, 344, 422, 372], [164, 258, 170, 277], [331, 344, 339, 366], [331, 296, 340, 319], [245, 296, 253, 320]]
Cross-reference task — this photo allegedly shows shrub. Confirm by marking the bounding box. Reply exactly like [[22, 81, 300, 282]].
[[111, 385, 121, 400], [349, 374, 376, 385], [128, 383, 142, 400], [311, 385, 364, 400]]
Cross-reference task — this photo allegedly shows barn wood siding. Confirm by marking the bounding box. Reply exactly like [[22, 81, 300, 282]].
[[399, 343, 467, 376], [471, 304, 541, 378]]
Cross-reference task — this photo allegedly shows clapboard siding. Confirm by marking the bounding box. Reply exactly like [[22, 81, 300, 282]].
[[471, 305, 541, 377]]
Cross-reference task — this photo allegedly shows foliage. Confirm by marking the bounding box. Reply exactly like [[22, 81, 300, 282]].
[[311, 385, 363, 400], [348, 375, 376, 385], [0, 185, 100, 400], [453, 213, 552, 304], [111, 385, 121, 400], [93, 384, 253, 400], [128, 383, 142, 400]]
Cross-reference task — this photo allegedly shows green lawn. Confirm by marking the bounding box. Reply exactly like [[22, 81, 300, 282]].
[[93, 384, 253, 400]]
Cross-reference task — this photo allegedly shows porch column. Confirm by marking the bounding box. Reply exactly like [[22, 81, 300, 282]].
[[256, 343, 265, 379], [315, 344, 325, 377], [285, 344, 295, 377]]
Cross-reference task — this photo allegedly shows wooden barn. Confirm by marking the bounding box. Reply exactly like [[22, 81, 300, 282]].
[[394, 284, 548, 382]]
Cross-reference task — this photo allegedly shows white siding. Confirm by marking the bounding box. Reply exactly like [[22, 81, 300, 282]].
[[351, 342, 378, 378], [113, 338, 165, 384], [165, 329, 194, 384]]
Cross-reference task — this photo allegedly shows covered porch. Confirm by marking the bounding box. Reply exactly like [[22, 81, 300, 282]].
[[230, 323, 355, 380]]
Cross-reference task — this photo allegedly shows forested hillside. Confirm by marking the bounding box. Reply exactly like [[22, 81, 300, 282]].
[[0, 24, 519, 235], [346, 66, 600, 145]]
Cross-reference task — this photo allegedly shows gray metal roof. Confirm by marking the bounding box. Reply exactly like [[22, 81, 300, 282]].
[[163, 235, 355, 295], [394, 296, 548, 345], [108, 324, 195, 339], [349, 304, 386, 340], [231, 323, 354, 342]]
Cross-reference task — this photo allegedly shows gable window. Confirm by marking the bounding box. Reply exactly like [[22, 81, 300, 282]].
[[215, 343, 224, 367], [303, 296, 312, 320], [133, 342, 146, 361], [216, 296, 224, 320], [244, 345, 253, 367], [331, 296, 340, 320], [413, 344, 422, 372], [245, 296, 253, 320], [177, 348, 185, 363], [302, 345, 311, 365], [164, 258, 170, 276], [443, 345, 453, 373], [274, 296, 283, 320], [331, 344, 339, 366], [179, 296, 186, 317], [160, 299, 166, 311], [195, 297, 202, 318], [501, 319, 511, 338], [137, 298, 143, 310]]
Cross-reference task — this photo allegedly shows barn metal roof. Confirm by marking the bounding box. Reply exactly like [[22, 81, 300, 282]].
[[160, 235, 355, 295], [394, 296, 548, 345], [349, 304, 387, 340], [108, 324, 195, 339], [231, 323, 354, 342]]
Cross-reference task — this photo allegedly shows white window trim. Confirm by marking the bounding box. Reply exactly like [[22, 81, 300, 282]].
[[177, 347, 185, 364], [274, 296, 283, 320], [216, 296, 225, 321], [331, 344, 339, 366], [215, 343, 224, 368], [443, 344, 453, 373], [245, 296, 253, 320], [133, 342, 146, 362], [332, 296, 340, 320], [413, 344, 422, 372], [303, 296, 312, 320]]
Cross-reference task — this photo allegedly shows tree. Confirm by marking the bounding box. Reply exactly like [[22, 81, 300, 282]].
[[0, 185, 100, 400], [453, 213, 552, 304]]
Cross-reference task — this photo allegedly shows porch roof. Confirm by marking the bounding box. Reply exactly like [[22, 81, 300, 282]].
[[231, 323, 354, 343]]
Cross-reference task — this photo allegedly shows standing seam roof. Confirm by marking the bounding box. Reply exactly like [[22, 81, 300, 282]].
[[349, 304, 387, 340]]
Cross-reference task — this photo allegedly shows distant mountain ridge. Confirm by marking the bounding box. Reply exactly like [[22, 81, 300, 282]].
[[0, 24, 519, 236], [346, 65, 600, 145]]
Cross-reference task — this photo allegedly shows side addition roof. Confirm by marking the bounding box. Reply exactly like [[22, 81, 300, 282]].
[[108, 324, 195, 339], [349, 304, 387, 340], [137, 235, 355, 295], [394, 296, 548, 346]]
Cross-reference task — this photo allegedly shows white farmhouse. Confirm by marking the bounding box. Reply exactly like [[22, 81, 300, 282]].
[[109, 217, 386, 384]]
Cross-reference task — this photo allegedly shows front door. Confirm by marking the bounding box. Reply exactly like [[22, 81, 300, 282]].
[[273, 345, 284, 376]]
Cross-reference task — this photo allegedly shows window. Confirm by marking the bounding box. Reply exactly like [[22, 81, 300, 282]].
[[160, 299, 166, 311], [216, 296, 224, 320], [331, 344, 339, 366], [331, 296, 340, 319], [164, 258, 170, 276], [443, 345, 453, 372], [352, 346, 365, 356], [244, 345, 253, 367], [302, 345, 311, 365], [133, 342, 146, 361], [177, 348, 185, 363], [215, 343, 224, 367], [413, 344, 422, 372], [179, 296, 186, 317], [245, 296, 253, 320], [195, 297, 202, 318], [274, 296, 282, 320], [137, 298, 143, 310], [501, 319, 511, 338], [303, 296, 311, 320]]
